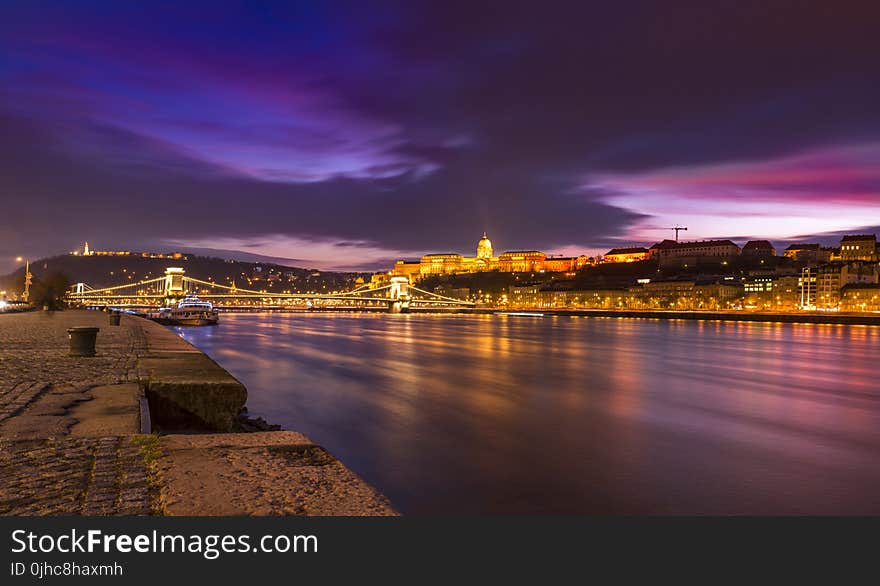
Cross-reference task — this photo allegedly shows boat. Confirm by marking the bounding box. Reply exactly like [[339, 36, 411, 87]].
[[152, 295, 219, 326], [495, 311, 545, 317]]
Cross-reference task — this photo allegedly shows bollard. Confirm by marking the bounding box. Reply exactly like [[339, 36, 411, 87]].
[[109, 312, 121, 326], [68, 327, 99, 357]]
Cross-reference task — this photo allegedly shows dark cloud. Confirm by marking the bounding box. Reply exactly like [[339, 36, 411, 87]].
[[1, 0, 880, 270], [0, 109, 643, 265]]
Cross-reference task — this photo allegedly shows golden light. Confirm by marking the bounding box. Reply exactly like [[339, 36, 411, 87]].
[[15, 256, 23, 262]]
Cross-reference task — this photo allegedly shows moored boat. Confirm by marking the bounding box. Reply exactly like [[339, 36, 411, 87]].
[[150, 295, 219, 326]]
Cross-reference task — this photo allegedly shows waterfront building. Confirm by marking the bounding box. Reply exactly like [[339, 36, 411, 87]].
[[434, 285, 471, 301], [507, 284, 631, 309], [603, 247, 650, 263], [798, 267, 818, 309], [508, 280, 743, 311], [743, 276, 775, 309], [840, 234, 878, 262], [840, 284, 880, 312], [742, 240, 777, 257], [814, 262, 879, 310], [772, 275, 802, 311], [508, 284, 543, 307]]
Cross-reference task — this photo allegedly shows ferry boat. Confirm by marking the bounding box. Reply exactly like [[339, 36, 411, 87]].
[[153, 295, 219, 326]]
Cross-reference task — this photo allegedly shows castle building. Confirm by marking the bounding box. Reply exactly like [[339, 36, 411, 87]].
[[497, 250, 545, 273], [603, 246, 650, 263], [389, 233, 587, 281]]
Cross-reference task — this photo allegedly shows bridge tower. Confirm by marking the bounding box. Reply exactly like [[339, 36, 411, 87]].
[[74, 282, 86, 295], [388, 276, 411, 313], [164, 267, 186, 302]]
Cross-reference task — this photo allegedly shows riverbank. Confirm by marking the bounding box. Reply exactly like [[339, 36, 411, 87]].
[[502, 308, 880, 325], [0, 309, 396, 516], [213, 306, 880, 325]]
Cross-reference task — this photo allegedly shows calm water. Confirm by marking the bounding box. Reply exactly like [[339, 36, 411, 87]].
[[175, 313, 880, 514]]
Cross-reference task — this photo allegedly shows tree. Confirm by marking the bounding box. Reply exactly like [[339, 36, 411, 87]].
[[30, 271, 71, 310]]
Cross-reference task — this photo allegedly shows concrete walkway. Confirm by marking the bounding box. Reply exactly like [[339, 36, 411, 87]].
[[0, 310, 396, 516]]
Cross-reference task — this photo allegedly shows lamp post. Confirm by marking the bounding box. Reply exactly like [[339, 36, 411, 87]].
[[15, 257, 31, 302]]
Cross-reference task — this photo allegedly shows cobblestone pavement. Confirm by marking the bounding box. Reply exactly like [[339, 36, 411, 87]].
[[0, 310, 395, 516], [0, 310, 155, 516], [0, 310, 140, 392], [0, 435, 156, 516]]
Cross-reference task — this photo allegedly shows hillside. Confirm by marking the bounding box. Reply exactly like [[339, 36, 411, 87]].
[[0, 253, 371, 299]]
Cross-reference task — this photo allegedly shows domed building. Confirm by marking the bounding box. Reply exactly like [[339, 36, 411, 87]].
[[476, 233, 493, 259], [385, 232, 589, 282]]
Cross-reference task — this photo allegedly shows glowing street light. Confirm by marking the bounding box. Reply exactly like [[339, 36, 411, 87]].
[[15, 256, 31, 302]]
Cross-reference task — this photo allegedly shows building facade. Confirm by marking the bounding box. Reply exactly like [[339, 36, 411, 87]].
[[840, 234, 878, 262], [742, 240, 777, 257], [398, 233, 587, 280], [783, 244, 830, 263], [603, 247, 650, 263], [651, 239, 741, 267]]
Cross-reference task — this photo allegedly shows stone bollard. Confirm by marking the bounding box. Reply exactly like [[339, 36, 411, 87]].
[[109, 312, 121, 326], [68, 327, 100, 357]]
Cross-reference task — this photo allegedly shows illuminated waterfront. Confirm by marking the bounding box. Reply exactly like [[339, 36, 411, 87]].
[[176, 314, 880, 514]]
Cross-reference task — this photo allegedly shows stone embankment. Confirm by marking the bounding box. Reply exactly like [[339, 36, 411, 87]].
[[0, 310, 396, 516]]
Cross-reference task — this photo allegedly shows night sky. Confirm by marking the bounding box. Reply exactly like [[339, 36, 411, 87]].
[[2, 1, 879, 271]]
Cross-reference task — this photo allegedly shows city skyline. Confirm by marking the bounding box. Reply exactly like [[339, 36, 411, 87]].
[[2, 2, 880, 273]]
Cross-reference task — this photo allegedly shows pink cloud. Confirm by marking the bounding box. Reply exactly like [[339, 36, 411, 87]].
[[587, 143, 880, 242]]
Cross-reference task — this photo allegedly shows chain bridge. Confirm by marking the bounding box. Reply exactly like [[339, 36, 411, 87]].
[[65, 267, 474, 312]]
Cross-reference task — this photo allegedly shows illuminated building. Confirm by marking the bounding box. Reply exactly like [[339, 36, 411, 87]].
[[840, 234, 878, 262], [393, 233, 593, 279], [840, 284, 880, 312], [73, 243, 187, 260], [477, 233, 493, 259], [420, 253, 464, 277], [798, 268, 818, 309], [542, 256, 590, 272], [812, 262, 879, 310], [508, 280, 743, 310], [744, 276, 774, 294], [391, 259, 421, 280], [783, 243, 829, 263], [497, 251, 545, 273], [651, 239, 741, 267], [603, 247, 650, 263]]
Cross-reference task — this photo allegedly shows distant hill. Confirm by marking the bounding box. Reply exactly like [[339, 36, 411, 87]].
[[0, 252, 371, 299]]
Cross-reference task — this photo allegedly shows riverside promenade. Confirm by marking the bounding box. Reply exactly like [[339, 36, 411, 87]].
[[0, 310, 396, 516]]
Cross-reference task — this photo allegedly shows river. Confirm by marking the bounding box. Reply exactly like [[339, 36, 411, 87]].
[[174, 312, 880, 514]]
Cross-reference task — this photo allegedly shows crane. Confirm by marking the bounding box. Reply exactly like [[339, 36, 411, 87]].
[[668, 226, 688, 242]]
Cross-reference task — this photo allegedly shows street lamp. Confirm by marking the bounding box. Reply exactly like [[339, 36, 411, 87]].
[[15, 257, 31, 302]]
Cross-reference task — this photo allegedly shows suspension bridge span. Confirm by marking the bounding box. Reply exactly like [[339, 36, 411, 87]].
[[66, 267, 475, 312]]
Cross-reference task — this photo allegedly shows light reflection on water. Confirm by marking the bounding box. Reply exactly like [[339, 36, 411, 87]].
[[175, 313, 880, 514]]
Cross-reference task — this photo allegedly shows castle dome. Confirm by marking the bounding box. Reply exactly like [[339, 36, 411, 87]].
[[477, 232, 493, 259]]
